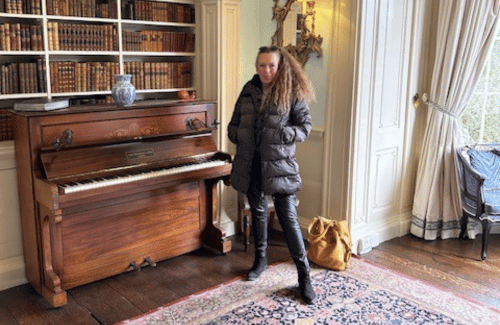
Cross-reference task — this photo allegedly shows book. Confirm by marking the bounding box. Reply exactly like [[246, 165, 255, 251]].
[[14, 98, 69, 111]]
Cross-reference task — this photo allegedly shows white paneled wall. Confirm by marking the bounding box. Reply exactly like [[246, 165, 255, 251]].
[[296, 128, 324, 230], [0, 141, 25, 291], [200, 0, 241, 236]]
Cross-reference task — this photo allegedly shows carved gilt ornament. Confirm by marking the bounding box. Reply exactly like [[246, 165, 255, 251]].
[[271, 0, 323, 67]]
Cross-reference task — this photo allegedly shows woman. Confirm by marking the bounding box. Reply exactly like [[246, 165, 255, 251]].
[[228, 46, 316, 305]]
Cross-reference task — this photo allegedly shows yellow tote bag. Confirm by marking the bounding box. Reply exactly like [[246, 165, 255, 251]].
[[307, 216, 352, 271]]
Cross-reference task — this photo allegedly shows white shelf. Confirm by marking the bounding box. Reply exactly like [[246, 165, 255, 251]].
[[122, 51, 195, 56], [51, 91, 111, 97], [0, 93, 48, 100], [0, 13, 43, 19], [121, 19, 195, 28], [0, 51, 45, 55], [137, 87, 195, 94], [49, 51, 121, 56], [46, 15, 119, 23]]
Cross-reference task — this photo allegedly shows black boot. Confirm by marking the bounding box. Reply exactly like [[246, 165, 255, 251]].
[[298, 272, 316, 305], [247, 255, 267, 281], [273, 194, 316, 304], [246, 194, 269, 281]]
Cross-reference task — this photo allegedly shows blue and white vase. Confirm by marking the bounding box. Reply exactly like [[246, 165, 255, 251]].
[[112, 74, 136, 106]]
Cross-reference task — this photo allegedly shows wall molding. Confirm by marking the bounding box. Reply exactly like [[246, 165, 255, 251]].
[[0, 256, 26, 291], [352, 210, 412, 255], [321, 0, 358, 222], [0, 141, 15, 170], [309, 126, 324, 141]]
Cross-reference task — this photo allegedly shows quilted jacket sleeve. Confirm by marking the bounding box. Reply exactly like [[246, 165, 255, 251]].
[[228, 91, 244, 144], [281, 99, 312, 144]]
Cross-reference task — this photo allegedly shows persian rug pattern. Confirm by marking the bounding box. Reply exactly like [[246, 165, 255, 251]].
[[119, 258, 500, 325]]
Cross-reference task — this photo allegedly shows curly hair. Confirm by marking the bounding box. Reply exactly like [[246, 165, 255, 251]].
[[256, 46, 315, 115]]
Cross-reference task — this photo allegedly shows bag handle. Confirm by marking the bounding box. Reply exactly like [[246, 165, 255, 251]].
[[308, 217, 333, 244]]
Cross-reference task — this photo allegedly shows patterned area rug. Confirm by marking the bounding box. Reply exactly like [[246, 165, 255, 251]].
[[117, 258, 500, 325]]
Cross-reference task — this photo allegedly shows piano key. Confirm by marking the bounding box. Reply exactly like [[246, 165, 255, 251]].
[[59, 159, 228, 194]]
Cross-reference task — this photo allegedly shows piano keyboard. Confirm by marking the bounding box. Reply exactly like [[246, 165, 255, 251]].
[[59, 159, 228, 194]]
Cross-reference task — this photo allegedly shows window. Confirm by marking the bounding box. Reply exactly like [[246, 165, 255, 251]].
[[461, 29, 500, 144]]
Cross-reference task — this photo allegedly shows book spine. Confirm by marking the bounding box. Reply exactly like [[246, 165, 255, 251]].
[[19, 63, 25, 93], [4, 23, 9, 51], [36, 59, 43, 92], [12, 63, 18, 93], [47, 21, 53, 51], [0, 24, 4, 51]]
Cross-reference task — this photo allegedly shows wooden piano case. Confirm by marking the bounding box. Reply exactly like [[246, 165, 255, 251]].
[[11, 101, 232, 307]]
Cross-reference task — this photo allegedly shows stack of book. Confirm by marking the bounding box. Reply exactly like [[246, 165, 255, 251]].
[[13, 98, 69, 111]]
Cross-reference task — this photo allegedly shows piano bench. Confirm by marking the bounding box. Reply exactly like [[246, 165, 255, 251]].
[[240, 195, 299, 252]]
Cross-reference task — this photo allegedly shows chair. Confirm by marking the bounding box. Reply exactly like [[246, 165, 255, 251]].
[[240, 194, 299, 252], [456, 145, 500, 260]]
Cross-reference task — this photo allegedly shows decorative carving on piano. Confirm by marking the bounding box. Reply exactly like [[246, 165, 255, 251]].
[[186, 117, 207, 130], [106, 123, 162, 139], [53, 129, 73, 151], [40, 210, 67, 306]]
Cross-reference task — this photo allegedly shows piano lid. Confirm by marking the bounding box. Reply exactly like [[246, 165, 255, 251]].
[[40, 133, 219, 180]]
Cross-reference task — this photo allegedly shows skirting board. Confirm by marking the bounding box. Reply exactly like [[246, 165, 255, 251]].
[[0, 256, 27, 291]]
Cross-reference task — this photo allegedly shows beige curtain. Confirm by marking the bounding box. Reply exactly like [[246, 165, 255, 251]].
[[411, 0, 500, 240]]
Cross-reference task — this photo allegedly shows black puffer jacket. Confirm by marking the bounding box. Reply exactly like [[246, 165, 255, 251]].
[[228, 74, 312, 195]]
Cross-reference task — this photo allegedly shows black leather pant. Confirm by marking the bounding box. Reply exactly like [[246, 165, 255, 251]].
[[246, 154, 310, 277]]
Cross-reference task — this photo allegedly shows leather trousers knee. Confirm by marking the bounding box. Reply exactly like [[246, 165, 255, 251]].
[[273, 193, 310, 277], [246, 158, 268, 259]]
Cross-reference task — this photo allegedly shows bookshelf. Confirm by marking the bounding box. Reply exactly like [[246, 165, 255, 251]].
[[0, 0, 198, 111]]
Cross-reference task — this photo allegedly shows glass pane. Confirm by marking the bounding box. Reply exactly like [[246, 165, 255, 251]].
[[488, 39, 500, 92], [476, 57, 488, 93], [483, 95, 500, 143], [461, 94, 484, 144]]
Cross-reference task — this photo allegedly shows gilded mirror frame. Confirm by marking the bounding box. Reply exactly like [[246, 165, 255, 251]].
[[271, 0, 323, 67]]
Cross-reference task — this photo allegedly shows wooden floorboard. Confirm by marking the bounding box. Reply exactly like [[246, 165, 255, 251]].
[[0, 231, 499, 325]]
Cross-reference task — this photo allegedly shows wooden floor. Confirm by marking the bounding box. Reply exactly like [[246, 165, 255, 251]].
[[0, 231, 499, 325]]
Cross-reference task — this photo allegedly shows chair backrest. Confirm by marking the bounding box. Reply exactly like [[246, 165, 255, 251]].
[[456, 146, 484, 217], [456, 147, 468, 192]]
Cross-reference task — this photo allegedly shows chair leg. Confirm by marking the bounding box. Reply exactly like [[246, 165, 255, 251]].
[[480, 219, 493, 261], [268, 209, 276, 230], [459, 214, 468, 239], [243, 212, 251, 252]]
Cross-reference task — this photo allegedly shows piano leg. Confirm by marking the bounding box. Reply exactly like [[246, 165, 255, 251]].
[[39, 211, 67, 307], [205, 177, 232, 254]]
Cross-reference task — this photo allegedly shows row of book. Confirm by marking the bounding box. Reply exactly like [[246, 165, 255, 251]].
[[46, 0, 117, 18], [123, 1, 194, 23], [0, 0, 41, 14], [1, 60, 46, 94], [50, 61, 120, 93], [123, 30, 194, 52], [0, 111, 13, 142], [0, 23, 43, 51], [1, 60, 192, 94], [124, 61, 191, 90], [47, 22, 118, 51]]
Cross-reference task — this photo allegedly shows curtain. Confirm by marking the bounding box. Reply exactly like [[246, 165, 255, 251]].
[[411, 0, 500, 240]]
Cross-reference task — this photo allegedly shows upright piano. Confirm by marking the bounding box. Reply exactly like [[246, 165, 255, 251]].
[[11, 100, 232, 307]]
